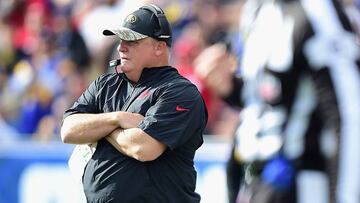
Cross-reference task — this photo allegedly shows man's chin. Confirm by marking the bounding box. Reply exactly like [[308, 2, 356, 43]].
[[119, 64, 132, 73]]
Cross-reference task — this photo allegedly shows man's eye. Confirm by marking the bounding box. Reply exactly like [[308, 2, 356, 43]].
[[126, 41, 138, 46], [119, 40, 139, 47]]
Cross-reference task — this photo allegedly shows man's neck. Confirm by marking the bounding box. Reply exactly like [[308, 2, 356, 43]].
[[125, 54, 170, 83]]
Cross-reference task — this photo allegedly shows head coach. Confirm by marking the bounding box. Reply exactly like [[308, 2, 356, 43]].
[[60, 4, 208, 203]]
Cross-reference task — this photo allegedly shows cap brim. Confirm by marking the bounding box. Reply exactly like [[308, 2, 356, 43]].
[[103, 27, 148, 41]]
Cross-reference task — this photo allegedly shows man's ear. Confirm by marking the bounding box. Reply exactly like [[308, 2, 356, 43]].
[[154, 41, 166, 56]]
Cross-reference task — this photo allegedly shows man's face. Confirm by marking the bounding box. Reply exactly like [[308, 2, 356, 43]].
[[116, 38, 156, 80]]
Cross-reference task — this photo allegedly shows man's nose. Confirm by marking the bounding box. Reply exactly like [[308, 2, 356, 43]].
[[117, 42, 127, 52]]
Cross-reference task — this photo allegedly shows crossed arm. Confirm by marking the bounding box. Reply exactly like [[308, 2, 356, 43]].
[[60, 112, 166, 161]]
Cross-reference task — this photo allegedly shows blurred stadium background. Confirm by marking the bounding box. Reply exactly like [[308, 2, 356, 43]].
[[0, 0, 359, 202]]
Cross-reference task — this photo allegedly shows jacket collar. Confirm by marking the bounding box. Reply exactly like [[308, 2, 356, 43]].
[[120, 66, 177, 86]]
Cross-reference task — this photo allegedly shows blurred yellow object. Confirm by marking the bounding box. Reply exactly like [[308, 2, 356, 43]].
[[164, 2, 184, 24]]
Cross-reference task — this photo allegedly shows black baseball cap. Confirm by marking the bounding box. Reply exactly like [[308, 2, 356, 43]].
[[103, 4, 172, 47]]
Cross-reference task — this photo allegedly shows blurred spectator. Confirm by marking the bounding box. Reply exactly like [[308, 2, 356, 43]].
[[195, 0, 360, 203], [33, 94, 72, 143], [171, 0, 243, 137], [12, 1, 51, 58], [16, 81, 53, 136], [52, 4, 91, 71]]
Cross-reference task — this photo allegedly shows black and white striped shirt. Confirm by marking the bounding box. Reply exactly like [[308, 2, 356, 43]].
[[229, 0, 360, 202]]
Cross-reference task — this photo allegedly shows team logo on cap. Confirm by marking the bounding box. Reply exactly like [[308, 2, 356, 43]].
[[126, 14, 137, 23]]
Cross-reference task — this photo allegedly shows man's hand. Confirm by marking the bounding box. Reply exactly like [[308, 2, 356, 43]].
[[194, 43, 237, 97]]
